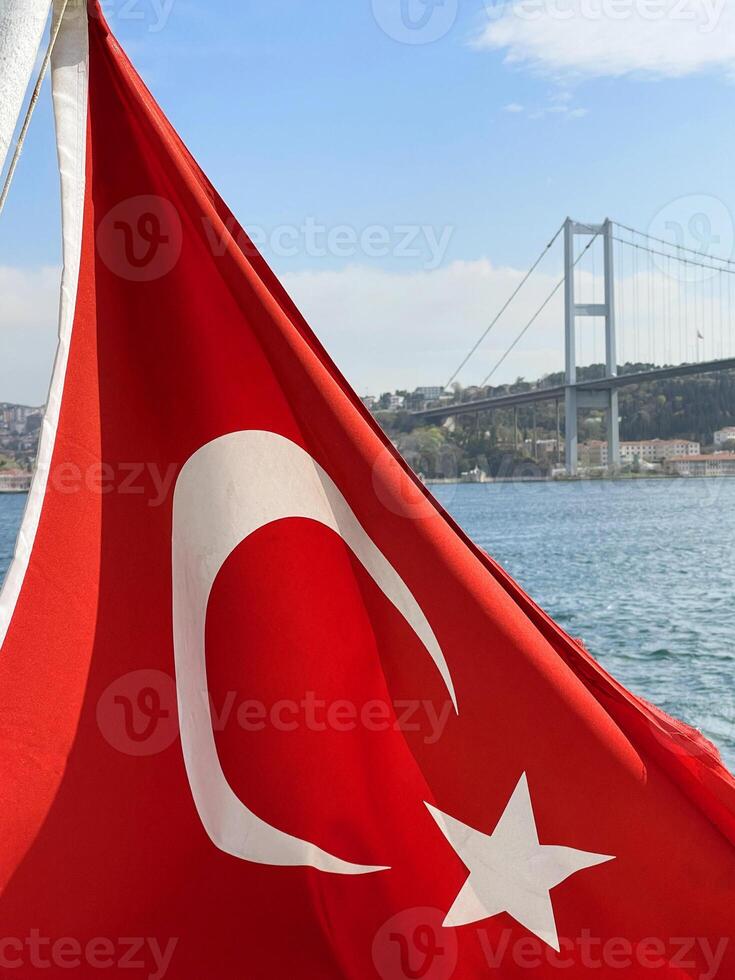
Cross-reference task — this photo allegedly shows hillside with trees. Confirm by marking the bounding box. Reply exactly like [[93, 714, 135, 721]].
[[373, 365, 735, 479]]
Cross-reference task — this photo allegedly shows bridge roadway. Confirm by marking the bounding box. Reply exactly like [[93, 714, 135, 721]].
[[412, 357, 735, 422]]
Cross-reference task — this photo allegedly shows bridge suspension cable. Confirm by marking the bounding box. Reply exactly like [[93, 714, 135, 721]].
[[423, 215, 735, 477], [440, 215, 735, 401], [613, 220, 735, 269], [479, 229, 602, 387], [612, 236, 735, 276], [442, 221, 565, 391], [613, 219, 735, 368]]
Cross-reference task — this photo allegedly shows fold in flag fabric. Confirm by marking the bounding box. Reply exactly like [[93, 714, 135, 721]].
[[0, 3, 733, 977]]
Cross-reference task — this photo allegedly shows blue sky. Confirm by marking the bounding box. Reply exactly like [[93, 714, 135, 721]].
[[1, 0, 734, 402]]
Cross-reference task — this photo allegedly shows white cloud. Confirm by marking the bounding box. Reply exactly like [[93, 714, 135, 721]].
[[0, 260, 566, 404], [476, 0, 735, 79], [0, 261, 566, 405], [503, 90, 588, 118], [0, 267, 59, 405], [527, 101, 588, 118], [284, 257, 735, 395], [1, 259, 728, 409], [0, 267, 59, 329], [283, 261, 567, 394]]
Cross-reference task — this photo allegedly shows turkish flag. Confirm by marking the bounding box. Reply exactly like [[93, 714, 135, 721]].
[[0, 3, 733, 978]]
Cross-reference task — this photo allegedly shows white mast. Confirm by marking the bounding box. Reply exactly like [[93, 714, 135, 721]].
[[0, 0, 52, 177]]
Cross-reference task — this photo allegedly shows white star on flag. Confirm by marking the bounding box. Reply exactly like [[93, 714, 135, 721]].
[[426, 773, 615, 951]]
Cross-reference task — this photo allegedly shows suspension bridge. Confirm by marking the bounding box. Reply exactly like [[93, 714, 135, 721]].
[[413, 218, 735, 475]]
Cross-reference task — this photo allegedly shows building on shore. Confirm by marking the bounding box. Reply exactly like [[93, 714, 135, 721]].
[[413, 386, 445, 401], [524, 437, 560, 458], [579, 440, 609, 468], [665, 453, 735, 477], [577, 438, 701, 470], [0, 470, 32, 493], [619, 439, 700, 464], [714, 427, 735, 448]]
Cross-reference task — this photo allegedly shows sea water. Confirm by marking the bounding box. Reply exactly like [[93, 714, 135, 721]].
[[433, 477, 735, 771], [0, 479, 732, 770]]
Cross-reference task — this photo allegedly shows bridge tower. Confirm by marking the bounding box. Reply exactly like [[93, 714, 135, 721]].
[[564, 218, 619, 476]]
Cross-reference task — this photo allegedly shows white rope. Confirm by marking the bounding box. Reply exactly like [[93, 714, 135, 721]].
[[0, 0, 69, 219]]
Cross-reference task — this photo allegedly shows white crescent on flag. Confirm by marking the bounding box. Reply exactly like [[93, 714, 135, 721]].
[[172, 429, 458, 874]]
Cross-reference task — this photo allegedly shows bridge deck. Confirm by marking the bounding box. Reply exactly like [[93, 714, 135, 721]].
[[412, 357, 735, 422]]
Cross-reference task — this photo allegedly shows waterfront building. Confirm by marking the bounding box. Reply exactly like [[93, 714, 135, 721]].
[[577, 438, 701, 469], [414, 386, 445, 401], [619, 439, 700, 463], [579, 440, 608, 468], [665, 453, 735, 477], [524, 438, 559, 455], [713, 427, 735, 448], [0, 470, 31, 493]]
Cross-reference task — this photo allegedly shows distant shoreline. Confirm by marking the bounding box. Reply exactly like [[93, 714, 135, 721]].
[[424, 473, 735, 485]]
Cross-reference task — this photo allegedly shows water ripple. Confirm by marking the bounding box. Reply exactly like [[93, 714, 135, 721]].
[[434, 478, 735, 772]]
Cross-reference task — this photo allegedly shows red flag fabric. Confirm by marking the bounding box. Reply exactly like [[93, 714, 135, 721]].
[[0, 3, 733, 977]]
